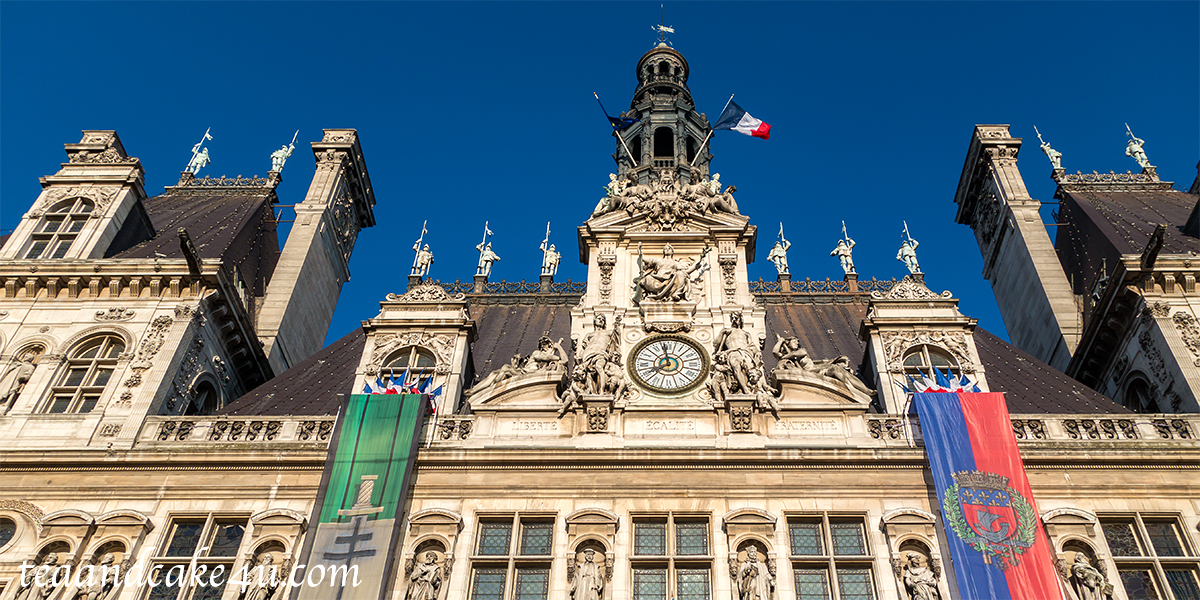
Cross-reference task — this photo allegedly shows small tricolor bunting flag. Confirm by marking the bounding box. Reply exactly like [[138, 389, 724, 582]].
[[913, 391, 1060, 599], [713, 98, 771, 139]]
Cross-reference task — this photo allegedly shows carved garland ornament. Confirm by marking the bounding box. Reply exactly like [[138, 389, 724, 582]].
[[872, 276, 952, 300], [1137, 330, 1167, 382], [597, 254, 617, 303], [880, 330, 974, 372], [719, 256, 737, 304], [130, 315, 174, 372], [94, 307, 135, 322], [368, 332, 455, 375], [385, 283, 464, 303], [68, 146, 139, 165]]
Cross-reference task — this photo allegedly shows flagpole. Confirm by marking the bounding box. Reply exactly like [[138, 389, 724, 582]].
[[595, 92, 639, 168], [690, 94, 733, 167]]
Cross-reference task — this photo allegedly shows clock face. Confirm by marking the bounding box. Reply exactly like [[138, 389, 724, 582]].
[[629, 335, 709, 393]]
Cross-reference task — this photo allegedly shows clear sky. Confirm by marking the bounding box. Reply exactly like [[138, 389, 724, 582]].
[[2, 2, 1196, 349]]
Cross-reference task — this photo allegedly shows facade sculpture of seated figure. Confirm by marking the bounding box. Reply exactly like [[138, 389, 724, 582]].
[[524, 336, 568, 373], [771, 334, 876, 397], [635, 243, 710, 303]]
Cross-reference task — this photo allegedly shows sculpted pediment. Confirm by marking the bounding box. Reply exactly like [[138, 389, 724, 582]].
[[587, 206, 749, 235]]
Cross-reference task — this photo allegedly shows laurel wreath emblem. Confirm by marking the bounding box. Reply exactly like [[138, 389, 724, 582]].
[[942, 476, 1037, 571]]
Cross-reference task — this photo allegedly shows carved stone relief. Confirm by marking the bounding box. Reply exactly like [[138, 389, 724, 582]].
[[130, 315, 174, 371], [880, 330, 974, 372], [719, 255, 737, 304], [872, 277, 951, 301], [386, 283, 465, 303], [1137, 330, 1167, 382], [1171, 311, 1200, 367], [30, 186, 120, 218], [893, 549, 942, 600], [973, 191, 1002, 247], [94, 308, 135, 322], [368, 332, 456, 375], [597, 254, 616, 303]]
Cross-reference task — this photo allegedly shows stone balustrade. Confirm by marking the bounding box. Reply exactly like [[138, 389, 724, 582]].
[[867, 413, 1199, 445], [138, 415, 336, 445]]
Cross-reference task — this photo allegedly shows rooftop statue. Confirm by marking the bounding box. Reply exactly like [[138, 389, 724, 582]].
[[476, 243, 500, 277], [539, 223, 560, 276], [831, 222, 856, 275], [1034, 126, 1062, 170], [413, 244, 434, 278], [634, 242, 710, 303], [524, 336, 568, 373], [184, 128, 213, 175], [1125, 123, 1153, 168], [896, 222, 921, 275], [270, 130, 299, 172], [767, 223, 790, 275]]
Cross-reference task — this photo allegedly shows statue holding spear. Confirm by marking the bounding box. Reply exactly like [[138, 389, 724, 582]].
[[1034, 126, 1062, 170], [271, 130, 299, 172], [831, 221, 856, 275], [411, 221, 433, 277], [896, 221, 921, 275]]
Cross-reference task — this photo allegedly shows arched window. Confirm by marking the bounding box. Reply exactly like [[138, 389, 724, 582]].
[[902, 345, 958, 376], [383, 346, 437, 390], [184, 381, 221, 416], [25, 198, 93, 259], [45, 334, 124, 414], [686, 136, 697, 164], [654, 127, 674, 157], [0, 517, 16, 549], [632, 137, 643, 164], [1121, 376, 1156, 413]]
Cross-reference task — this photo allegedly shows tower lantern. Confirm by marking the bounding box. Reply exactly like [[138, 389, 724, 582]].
[[617, 43, 712, 186]]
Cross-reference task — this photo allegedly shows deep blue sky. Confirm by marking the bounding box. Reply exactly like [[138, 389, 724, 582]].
[[2, 2, 1196, 348]]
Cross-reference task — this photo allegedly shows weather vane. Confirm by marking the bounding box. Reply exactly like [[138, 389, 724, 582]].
[[652, 4, 674, 46]]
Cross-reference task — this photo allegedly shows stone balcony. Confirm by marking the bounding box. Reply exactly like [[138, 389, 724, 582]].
[[137, 415, 336, 446]]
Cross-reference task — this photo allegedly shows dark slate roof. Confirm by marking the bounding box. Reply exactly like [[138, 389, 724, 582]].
[[467, 304, 573, 382], [1059, 189, 1198, 255], [762, 303, 870, 373], [970, 329, 1127, 414], [759, 302, 1130, 415], [218, 328, 365, 416], [113, 191, 280, 295]]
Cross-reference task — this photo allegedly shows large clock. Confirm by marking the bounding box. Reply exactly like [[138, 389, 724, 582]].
[[628, 335, 709, 394]]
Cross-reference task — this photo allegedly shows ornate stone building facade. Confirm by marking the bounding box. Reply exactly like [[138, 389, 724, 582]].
[[953, 126, 1200, 413], [1, 44, 1198, 600]]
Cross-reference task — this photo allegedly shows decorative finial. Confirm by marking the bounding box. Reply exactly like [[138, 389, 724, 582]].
[[652, 4, 674, 46], [897, 221, 921, 274], [184, 128, 213, 175], [831, 221, 856, 275], [411, 220, 433, 277], [475, 222, 500, 277], [1034, 126, 1062, 170], [270, 130, 298, 173], [539, 222, 560, 277], [1125, 123, 1153, 169], [768, 222, 791, 275]]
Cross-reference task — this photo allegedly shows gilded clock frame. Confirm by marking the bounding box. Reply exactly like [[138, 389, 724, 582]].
[[627, 334, 711, 394]]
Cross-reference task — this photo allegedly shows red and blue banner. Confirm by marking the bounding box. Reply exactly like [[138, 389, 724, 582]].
[[914, 392, 1060, 600]]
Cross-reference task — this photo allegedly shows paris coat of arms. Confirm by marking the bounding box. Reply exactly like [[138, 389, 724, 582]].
[[942, 470, 1037, 570]]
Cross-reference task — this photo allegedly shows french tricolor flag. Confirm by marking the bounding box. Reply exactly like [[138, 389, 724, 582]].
[[713, 98, 771, 140]]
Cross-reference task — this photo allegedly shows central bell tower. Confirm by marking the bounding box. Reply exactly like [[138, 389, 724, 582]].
[[616, 43, 714, 186]]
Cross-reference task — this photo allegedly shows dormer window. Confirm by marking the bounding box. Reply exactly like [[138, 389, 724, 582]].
[[902, 345, 958, 376], [44, 334, 123, 414], [383, 346, 437, 389], [25, 198, 93, 259]]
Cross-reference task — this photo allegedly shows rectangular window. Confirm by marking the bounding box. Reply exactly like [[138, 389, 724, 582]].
[[468, 515, 553, 600], [1144, 521, 1186, 558], [1119, 569, 1161, 599], [675, 568, 710, 600], [471, 568, 507, 600], [145, 515, 247, 600], [1103, 520, 1144, 557], [633, 568, 667, 600], [830, 522, 867, 556], [635, 521, 667, 555], [478, 522, 513, 556], [794, 568, 831, 600], [675, 522, 709, 556], [518, 522, 552, 556], [836, 568, 875, 600], [789, 515, 875, 600], [24, 240, 48, 259], [789, 521, 824, 555], [513, 568, 549, 600], [1102, 514, 1200, 600]]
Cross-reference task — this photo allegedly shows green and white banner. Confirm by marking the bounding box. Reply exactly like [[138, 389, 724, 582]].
[[292, 393, 425, 600]]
